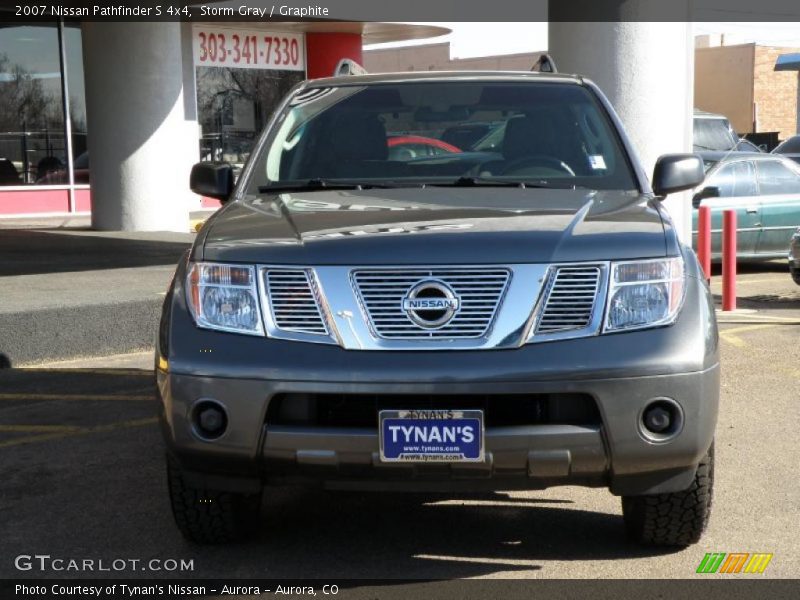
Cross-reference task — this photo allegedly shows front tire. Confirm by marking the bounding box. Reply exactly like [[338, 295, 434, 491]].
[[621, 443, 714, 546], [166, 456, 262, 544], [790, 266, 800, 286]]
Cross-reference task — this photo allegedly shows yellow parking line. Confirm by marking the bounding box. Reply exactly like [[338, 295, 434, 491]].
[[0, 417, 158, 449], [725, 314, 800, 323], [17, 351, 154, 370], [721, 324, 780, 336], [719, 323, 778, 348], [771, 365, 800, 379], [710, 278, 787, 286], [0, 393, 153, 402], [0, 424, 82, 433], [717, 318, 800, 325], [720, 333, 746, 348]]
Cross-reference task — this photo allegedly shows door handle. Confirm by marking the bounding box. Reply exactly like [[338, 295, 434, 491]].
[[746, 207, 759, 214]]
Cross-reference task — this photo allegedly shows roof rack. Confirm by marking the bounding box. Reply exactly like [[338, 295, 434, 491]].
[[531, 53, 558, 74], [334, 59, 368, 76]]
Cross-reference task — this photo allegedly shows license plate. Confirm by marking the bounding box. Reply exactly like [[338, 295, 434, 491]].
[[379, 409, 484, 463]]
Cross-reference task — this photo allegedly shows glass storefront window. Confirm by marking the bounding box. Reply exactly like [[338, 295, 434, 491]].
[[64, 23, 89, 185], [196, 65, 304, 179], [64, 23, 89, 184], [0, 22, 67, 185]]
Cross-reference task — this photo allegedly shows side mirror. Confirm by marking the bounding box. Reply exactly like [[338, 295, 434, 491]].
[[652, 153, 705, 197], [692, 185, 720, 208], [190, 162, 233, 202]]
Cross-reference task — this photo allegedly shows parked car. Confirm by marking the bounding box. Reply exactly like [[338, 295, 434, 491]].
[[692, 152, 800, 259], [35, 151, 90, 185], [733, 138, 764, 153], [772, 134, 800, 165], [440, 122, 498, 149], [788, 228, 800, 285], [693, 110, 739, 152], [387, 135, 461, 160], [159, 71, 718, 547]]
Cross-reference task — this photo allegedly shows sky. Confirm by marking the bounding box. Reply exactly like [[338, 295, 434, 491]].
[[365, 23, 800, 58]]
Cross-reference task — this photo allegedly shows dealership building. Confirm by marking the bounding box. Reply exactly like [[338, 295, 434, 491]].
[[0, 16, 447, 227], [0, 11, 700, 240]]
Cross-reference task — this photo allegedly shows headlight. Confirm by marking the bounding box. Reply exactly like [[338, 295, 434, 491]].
[[604, 257, 684, 332], [186, 262, 264, 336]]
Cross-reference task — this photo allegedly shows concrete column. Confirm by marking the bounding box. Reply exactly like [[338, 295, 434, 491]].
[[81, 22, 197, 231], [549, 11, 694, 242]]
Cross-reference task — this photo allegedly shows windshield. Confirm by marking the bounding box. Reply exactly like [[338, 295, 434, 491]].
[[774, 136, 800, 154], [246, 81, 638, 192], [693, 116, 738, 152]]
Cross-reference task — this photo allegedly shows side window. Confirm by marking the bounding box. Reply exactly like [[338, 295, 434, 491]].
[[707, 161, 757, 197], [756, 160, 800, 196]]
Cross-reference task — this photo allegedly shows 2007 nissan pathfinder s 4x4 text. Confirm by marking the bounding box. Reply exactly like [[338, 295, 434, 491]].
[[156, 71, 719, 547]]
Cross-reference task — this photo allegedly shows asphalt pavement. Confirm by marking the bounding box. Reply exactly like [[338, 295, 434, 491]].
[[0, 262, 798, 584]]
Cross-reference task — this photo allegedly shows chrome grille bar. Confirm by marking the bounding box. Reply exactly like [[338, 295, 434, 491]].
[[352, 268, 511, 339], [263, 269, 328, 336], [536, 266, 602, 334]]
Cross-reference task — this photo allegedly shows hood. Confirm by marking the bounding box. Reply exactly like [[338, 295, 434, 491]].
[[198, 188, 668, 265]]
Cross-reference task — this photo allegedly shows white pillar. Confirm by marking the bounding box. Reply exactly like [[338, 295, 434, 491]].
[[549, 14, 694, 242], [82, 22, 197, 231]]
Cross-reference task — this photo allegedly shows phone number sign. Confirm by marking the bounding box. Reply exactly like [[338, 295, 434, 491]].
[[192, 27, 305, 72]]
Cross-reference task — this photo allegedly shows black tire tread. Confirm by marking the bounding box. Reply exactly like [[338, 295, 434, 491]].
[[622, 443, 714, 547], [166, 456, 261, 544]]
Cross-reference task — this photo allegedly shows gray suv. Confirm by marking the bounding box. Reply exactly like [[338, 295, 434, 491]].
[[157, 72, 718, 546]]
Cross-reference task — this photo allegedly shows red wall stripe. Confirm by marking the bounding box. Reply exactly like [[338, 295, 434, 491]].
[[305, 32, 363, 80], [0, 189, 71, 215], [74, 188, 91, 212]]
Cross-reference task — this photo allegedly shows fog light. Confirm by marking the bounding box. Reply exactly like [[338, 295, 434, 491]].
[[192, 400, 228, 440], [643, 406, 671, 433], [639, 398, 683, 442]]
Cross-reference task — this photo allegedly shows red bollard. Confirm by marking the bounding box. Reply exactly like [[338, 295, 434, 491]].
[[722, 209, 737, 311], [697, 205, 712, 281]]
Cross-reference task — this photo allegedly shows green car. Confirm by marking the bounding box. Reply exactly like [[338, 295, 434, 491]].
[[692, 151, 800, 260]]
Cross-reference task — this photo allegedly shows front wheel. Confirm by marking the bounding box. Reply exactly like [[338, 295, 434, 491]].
[[166, 455, 262, 544], [621, 443, 714, 546], [790, 266, 800, 286]]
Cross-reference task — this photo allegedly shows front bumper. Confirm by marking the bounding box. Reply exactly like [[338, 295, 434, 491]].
[[157, 263, 719, 496], [158, 365, 718, 496]]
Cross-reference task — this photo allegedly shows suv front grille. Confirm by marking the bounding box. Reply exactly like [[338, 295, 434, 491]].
[[536, 266, 602, 334], [352, 268, 511, 339], [263, 269, 328, 335]]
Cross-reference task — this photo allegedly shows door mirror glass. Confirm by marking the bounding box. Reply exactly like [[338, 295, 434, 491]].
[[190, 162, 234, 203], [653, 153, 705, 197]]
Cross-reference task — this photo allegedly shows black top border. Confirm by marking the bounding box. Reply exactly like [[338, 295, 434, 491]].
[[3, 0, 800, 22]]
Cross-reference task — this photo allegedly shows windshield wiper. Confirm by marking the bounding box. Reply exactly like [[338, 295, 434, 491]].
[[433, 176, 587, 190], [259, 176, 589, 193], [258, 178, 419, 193]]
